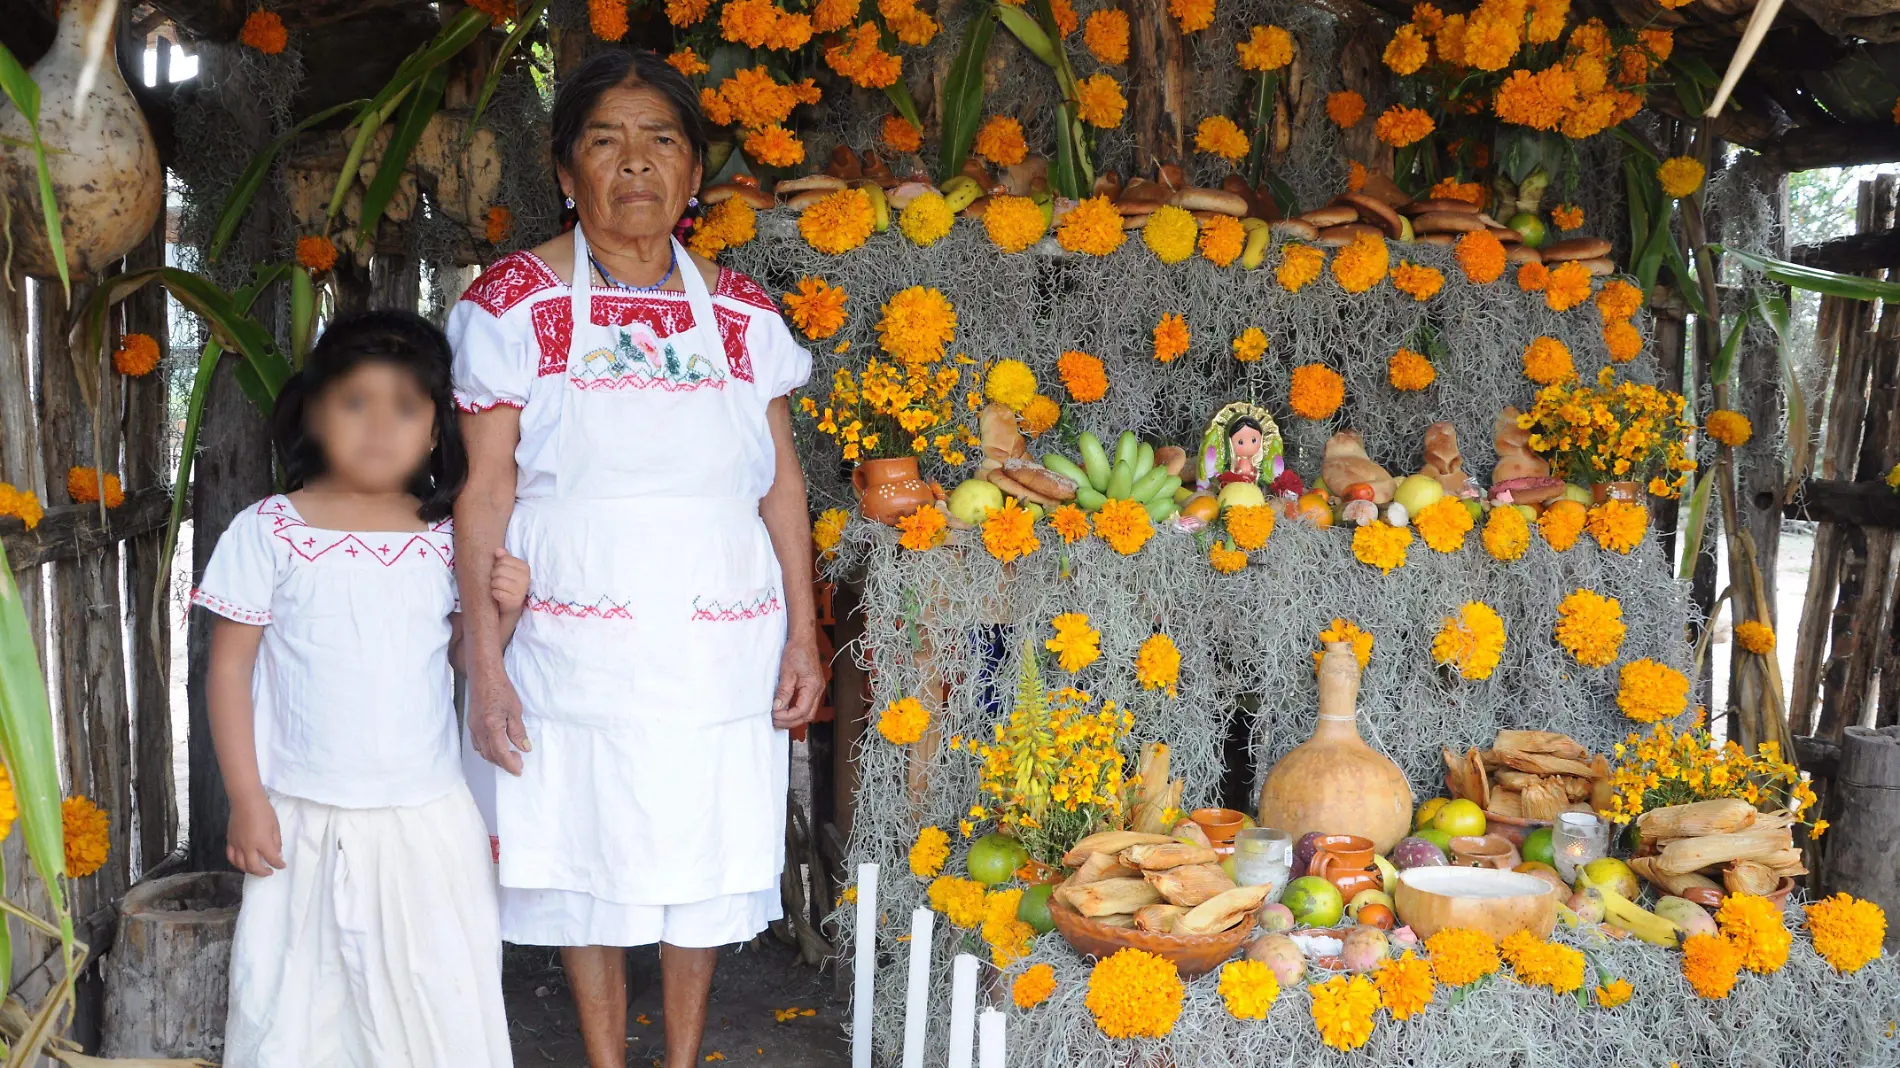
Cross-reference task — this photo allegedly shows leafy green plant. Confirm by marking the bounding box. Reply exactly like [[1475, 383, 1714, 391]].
[[994, 0, 1092, 198], [938, 3, 996, 185], [0, 42, 70, 298]]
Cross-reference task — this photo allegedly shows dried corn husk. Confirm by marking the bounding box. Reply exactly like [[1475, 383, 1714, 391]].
[[1725, 860, 1780, 896], [1122, 842, 1218, 871], [1494, 770, 1540, 790], [1750, 809, 1798, 832], [1146, 862, 1237, 906], [1134, 903, 1189, 933], [1444, 747, 1480, 803], [1495, 751, 1599, 778], [1637, 799, 1757, 840], [1654, 828, 1795, 875], [1170, 819, 1213, 849], [1067, 851, 1136, 888], [1063, 831, 1176, 867], [1521, 778, 1568, 821], [1757, 848, 1807, 875], [1471, 750, 1491, 810], [1095, 912, 1138, 928], [1561, 776, 1595, 802], [1489, 789, 1523, 818], [1630, 855, 1723, 898], [1066, 877, 1162, 917], [1495, 730, 1589, 760], [1176, 884, 1272, 934], [1130, 743, 1182, 834], [1590, 773, 1614, 813]]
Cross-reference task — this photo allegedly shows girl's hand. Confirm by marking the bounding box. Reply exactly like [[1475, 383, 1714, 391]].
[[489, 548, 531, 608], [226, 793, 285, 877]]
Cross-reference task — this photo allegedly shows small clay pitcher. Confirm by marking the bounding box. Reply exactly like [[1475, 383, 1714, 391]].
[[852, 457, 936, 526], [1590, 481, 1648, 519], [1189, 808, 1246, 855], [1308, 834, 1381, 901], [1448, 834, 1520, 871]]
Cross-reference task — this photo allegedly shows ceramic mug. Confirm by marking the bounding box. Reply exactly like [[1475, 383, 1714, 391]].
[[1308, 834, 1380, 900], [1190, 807, 1247, 851], [1448, 834, 1521, 871]]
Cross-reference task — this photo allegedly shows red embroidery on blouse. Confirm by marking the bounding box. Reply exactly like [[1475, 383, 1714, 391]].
[[455, 393, 525, 414], [715, 268, 777, 313], [535, 294, 756, 383], [525, 595, 634, 620], [190, 588, 271, 625], [596, 293, 696, 336], [715, 306, 753, 383], [689, 591, 781, 622], [257, 498, 455, 568], [462, 252, 560, 317], [531, 299, 572, 377]]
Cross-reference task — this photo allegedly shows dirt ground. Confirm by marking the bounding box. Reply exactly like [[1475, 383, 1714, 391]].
[[504, 939, 850, 1067]]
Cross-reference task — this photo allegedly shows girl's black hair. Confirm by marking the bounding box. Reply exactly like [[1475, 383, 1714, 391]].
[[550, 49, 708, 230], [270, 310, 467, 523]]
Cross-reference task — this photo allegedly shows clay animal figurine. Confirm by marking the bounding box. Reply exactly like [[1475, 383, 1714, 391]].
[[1320, 431, 1397, 504], [1419, 422, 1479, 497], [1490, 408, 1564, 504]]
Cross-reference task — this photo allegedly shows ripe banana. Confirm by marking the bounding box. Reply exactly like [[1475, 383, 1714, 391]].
[[1239, 217, 1271, 270], [856, 182, 891, 232], [1576, 871, 1683, 948], [941, 176, 983, 213]]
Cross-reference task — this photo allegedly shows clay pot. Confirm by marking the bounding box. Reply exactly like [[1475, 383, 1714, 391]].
[[1257, 643, 1414, 855], [1448, 834, 1521, 871], [1189, 807, 1246, 853], [1310, 834, 1382, 900], [1048, 898, 1253, 978], [852, 457, 936, 526], [1590, 481, 1648, 517], [0, 0, 164, 277]]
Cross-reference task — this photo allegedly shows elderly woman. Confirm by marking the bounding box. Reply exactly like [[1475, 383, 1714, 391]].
[[449, 50, 823, 1068]]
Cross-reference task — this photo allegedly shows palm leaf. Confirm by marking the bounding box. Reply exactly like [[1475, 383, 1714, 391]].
[[357, 65, 448, 245], [938, 4, 995, 184], [207, 99, 364, 262], [882, 79, 922, 135], [1715, 244, 1900, 301], [0, 544, 72, 952], [1677, 468, 1717, 581], [467, 0, 549, 131], [0, 43, 68, 299]]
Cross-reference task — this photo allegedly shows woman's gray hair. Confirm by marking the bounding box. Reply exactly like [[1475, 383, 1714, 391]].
[[549, 49, 708, 184]]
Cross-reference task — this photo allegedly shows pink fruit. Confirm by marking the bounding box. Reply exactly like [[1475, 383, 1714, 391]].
[[1293, 831, 1327, 878], [1245, 933, 1305, 986], [1341, 925, 1390, 974], [1256, 903, 1296, 933], [1566, 888, 1605, 925]]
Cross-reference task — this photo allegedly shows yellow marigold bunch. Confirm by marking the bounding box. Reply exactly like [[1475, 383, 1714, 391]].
[[824, 23, 901, 88], [1210, 542, 1247, 573], [1315, 618, 1374, 672], [1528, 0, 1568, 42], [1193, 116, 1249, 163], [1430, 178, 1485, 206], [1076, 74, 1127, 129], [1603, 319, 1642, 363], [297, 234, 338, 273], [899, 190, 954, 247], [1353, 520, 1412, 574], [1136, 633, 1182, 697], [1543, 261, 1593, 312], [688, 197, 757, 259], [1518, 368, 1695, 495], [1289, 363, 1345, 419], [1050, 504, 1090, 544], [1413, 2, 1445, 34], [1046, 613, 1101, 672], [1142, 205, 1199, 264], [744, 124, 805, 167], [878, 696, 931, 744], [0, 484, 44, 530], [1332, 231, 1389, 293], [882, 114, 923, 154], [1483, 504, 1530, 561], [1231, 327, 1268, 363], [1659, 156, 1706, 199], [1555, 588, 1625, 667], [1021, 395, 1060, 437], [1392, 260, 1444, 301], [1218, 960, 1280, 1020], [813, 508, 850, 558], [1426, 927, 1500, 986], [1500, 930, 1586, 994], [66, 467, 124, 508], [114, 333, 160, 377], [1057, 350, 1108, 402], [1569, 17, 1611, 57], [1716, 893, 1792, 974], [1707, 409, 1753, 447], [1153, 313, 1190, 363], [1384, 24, 1429, 75], [1056, 196, 1126, 256], [983, 196, 1049, 254], [1735, 620, 1775, 655], [1433, 601, 1506, 680], [1523, 335, 1576, 385], [1804, 894, 1887, 974], [1389, 347, 1436, 391], [1084, 9, 1130, 63], [62, 796, 109, 879], [927, 875, 988, 928], [1538, 501, 1585, 550], [667, 0, 711, 26], [1013, 963, 1056, 1009], [1553, 204, 1585, 230], [1094, 498, 1154, 554], [983, 500, 1042, 563], [1455, 229, 1506, 284], [1200, 215, 1246, 267], [975, 115, 1028, 166], [1168, 0, 1214, 33], [1596, 977, 1632, 1007], [1238, 25, 1295, 72], [1463, 11, 1519, 70], [980, 888, 1036, 965], [1436, 12, 1469, 63], [1327, 90, 1367, 128], [986, 359, 1038, 412], [1375, 104, 1435, 147], [666, 48, 711, 78], [784, 277, 848, 340], [239, 10, 288, 54], [1617, 659, 1688, 724], [1493, 67, 1579, 132], [1277, 243, 1326, 292], [1309, 975, 1378, 1051], [1375, 952, 1435, 1020], [1412, 496, 1472, 552], [799, 188, 875, 255], [1226, 504, 1275, 551], [1682, 932, 1742, 999], [877, 286, 957, 364], [1086, 948, 1183, 1039], [1585, 498, 1645, 553], [909, 825, 950, 877], [485, 204, 515, 246], [1602, 720, 1819, 824], [896, 504, 947, 550]]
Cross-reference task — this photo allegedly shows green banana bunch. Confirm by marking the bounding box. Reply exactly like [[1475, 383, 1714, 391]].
[[1043, 431, 1180, 521]]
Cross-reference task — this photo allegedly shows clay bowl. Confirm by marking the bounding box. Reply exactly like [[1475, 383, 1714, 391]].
[[1049, 898, 1254, 977], [1394, 866, 1559, 942], [1482, 810, 1552, 847]]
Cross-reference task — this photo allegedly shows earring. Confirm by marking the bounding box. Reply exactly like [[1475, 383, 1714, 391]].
[[688, 196, 700, 209], [564, 197, 575, 209]]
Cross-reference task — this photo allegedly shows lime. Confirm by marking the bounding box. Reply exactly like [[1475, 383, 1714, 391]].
[[1017, 883, 1056, 934], [1461, 498, 1485, 523], [1412, 826, 1454, 851], [1581, 856, 1639, 899], [1506, 211, 1547, 248], [1521, 826, 1555, 867], [966, 833, 1027, 885], [1432, 798, 1487, 838], [1282, 876, 1345, 928]]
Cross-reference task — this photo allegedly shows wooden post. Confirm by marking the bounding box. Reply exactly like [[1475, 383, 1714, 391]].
[[369, 251, 421, 312], [1126, 0, 1184, 171], [1791, 293, 1854, 735], [1818, 726, 1900, 948], [1650, 306, 1688, 564], [99, 872, 243, 1058]]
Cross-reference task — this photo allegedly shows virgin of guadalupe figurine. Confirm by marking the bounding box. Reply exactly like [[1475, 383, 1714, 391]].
[[1197, 401, 1285, 490]]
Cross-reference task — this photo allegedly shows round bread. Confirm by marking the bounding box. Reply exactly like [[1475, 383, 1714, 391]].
[[1506, 245, 1543, 265], [1093, 171, 1124, 201], [1411, 211, 1486, 234], [1270, 219, 1320, 241], [701, 182, 773, 210], [1414, 232, 1456, 246], [1487, 225, 1522, 244], [1358, 172, 1413, 208], [1401, 197, 1482, 216], [1341, 192, 1403, 238], [1121, 210, 1154, 231], [1542, 236, 1614, 261], [1158, 163, 1188, 192], [1301, 204, 1360, 228], [776, 174, 848, 197], [1003, 458, 1078, 501], [962, 195, 992, 218], [1170, 187, 1250, 216], [785, 189, 832, 211], [985, 469, 1062, 509], [1317, 222, 1382, 246], [1117, 178, 1170, 215], [1576, 256, 1617, 275], [887, 180, 935, 209]]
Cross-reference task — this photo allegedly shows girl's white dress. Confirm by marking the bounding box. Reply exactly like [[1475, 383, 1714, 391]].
[[447, 230, 810, 948], [193, 497, 511, 1068]]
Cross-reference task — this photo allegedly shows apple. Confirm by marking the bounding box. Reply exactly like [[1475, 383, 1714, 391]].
[[948, 479, 1005, 526], [1506, 212, 1547, 249], [1393, 474, 1446, 516], [1218, 481, 1268, 511], [1561, 483, 1592, 505]]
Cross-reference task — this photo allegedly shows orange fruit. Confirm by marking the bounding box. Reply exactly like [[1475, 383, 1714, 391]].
[[1356, 903, 1395, 930], [1344, 482, 1376, 502], [1296, 492, 1333, 528], [1181, 494, 1220, 523]]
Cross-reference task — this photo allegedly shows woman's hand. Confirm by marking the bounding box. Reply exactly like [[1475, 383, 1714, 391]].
[[226, 792, 284, 877], [772, 630, 825, 730], [471, 666, 530, 775]]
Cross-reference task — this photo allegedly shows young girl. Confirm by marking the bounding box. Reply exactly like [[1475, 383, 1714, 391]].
[[195, 311, 523, 1067]]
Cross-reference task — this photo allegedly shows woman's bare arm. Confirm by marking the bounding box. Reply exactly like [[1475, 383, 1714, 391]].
[[207, 620, 282, 875], [759, 396, 824, 729], [455, 406, 530, 773]]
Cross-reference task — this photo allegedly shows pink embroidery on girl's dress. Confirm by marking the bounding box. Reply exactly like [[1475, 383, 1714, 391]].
[[689, 591, 782, 622], [190, 588, 271, 625], [525, 595, 634, 620]]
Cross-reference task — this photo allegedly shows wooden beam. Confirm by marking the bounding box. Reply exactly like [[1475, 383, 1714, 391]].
[[1756, 122, 1900, 172], [1794, 230, 1900, 275], [0, 487, 174, 570], [1787, 478, 1900, 529]]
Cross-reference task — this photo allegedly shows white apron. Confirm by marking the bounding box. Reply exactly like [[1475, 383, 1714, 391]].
[[481, 227, 790, 923]]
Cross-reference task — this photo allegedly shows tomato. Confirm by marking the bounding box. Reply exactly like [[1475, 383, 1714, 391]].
[[1344, 483, 1376, 502]]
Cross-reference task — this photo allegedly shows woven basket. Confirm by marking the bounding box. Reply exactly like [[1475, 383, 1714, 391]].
[[1048, 898, 1253, 977]]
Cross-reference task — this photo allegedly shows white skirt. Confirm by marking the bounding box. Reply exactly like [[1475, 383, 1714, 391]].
[[223, 786, 511, 1068], [500, 885, 782, 949]]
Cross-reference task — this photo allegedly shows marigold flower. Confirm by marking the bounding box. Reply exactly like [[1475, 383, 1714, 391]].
[[982, 499, 1042, 563], [1528, 0, 1568, 42], [1050, 503, 1090, 543], [1413, 496, 1473, 552], [1314, 618, 1373, 672], [1238, 24, 1295, 72], [1374, 104, 1435, 147], [1084, 9, 1130, 64], [1594, 278, 1642, 320], [0, 765, 16, 840], [1310, 975, 1378, 1051], [1538, 500, 1585, 550], [1076, 73, 1127, 129], [1543, 260, 1593, 312], [1552, 204, 1585, 231], [1199, 214, 1246, 267], [239, 10, 288, 54], [799, 188, 875, 256], [875, 287, 957, 367], [1483, 503, 1530, 561], [1086, 948, 1183, 1038], [1326, 90, 1367, 128], [1353, 520, 1412, 574], [1735, 619, 1775, 655], [1168, 0, 1215, 34], [296, 235, 338, 274], [928, 875, 988, 928], [1134, 205, 1193, 265], [1193, 116, 1249, 163], [783, 277, 848, 340], [813, 0, 861, 30], [908, 825, 950, 877], [1494, 66, 1578, 132], [1412, 2, 1445, 34], [1218, 960, 1279, 1020], [591, 0, 630, 38], [1586, 498, 1646, 553], [1804, 893, 1887, 974], [1659, 156, 1706, 199], [0, 484, 44, 530], [1595, 977, 1633, 1008], [1331, 231, 1389, 293], [1429, 178, 1485, 207], [666, 48, 710, 78], [898, 191, 954, 247], [824, 23, 902, 88], [1384, 25, 1429, 75], [62, 796, 109, 879], [896, 504, 947, 550], [1375, 952, 1435, 1020], [1153, 313, 1190, 363], [1225, 503, 1274, 551], [667, 0, 711, 25], [1425, 927, 1500, 986], [1603, 319, 1642, 363], [1393, 260, 1444, 301], [1231, 327, 1268, 363], [1289, 363, 1345, 419], [1020, 394, 1060, 438], [1463, 11, 1519, 70], [1681, 932, 1742, 998], [114, 333, 161, 377], [1436, 12, 1468, 64], [985, 359, 1038, 412], [1013, 963, 1056, 1009], [1270, 245, 1324, 297], [812, 508, 850, 558], [1523, 336, 1575, 385], [1555, 588, 1625, 667], [1616, 658, 1687, 724], [1057, 350, 1108, 403], [983, 196, 1049, 254], [1455, 229, 1506, 284], [881, 114, 924, 155], [1055, 196, 1126, 256], [1388, 347, 1436, 391], [687, 197, 756, 259], [1500, 930, 1586, 993], [878, 0, 938, 45], [743, 124, 805, 168], [1514, 261, 1549, 293], [1135, 633, 1182, 697], [975, 115, 1028, 166], [1433, 601, 1506, 679], [66, 467, 124, 508], [1209, 541, 1248, 573], [1707, 409, 1753, 447], [1094, 498, 1154, 554]]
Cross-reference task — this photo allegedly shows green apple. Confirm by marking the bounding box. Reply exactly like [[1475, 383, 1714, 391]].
[[1561, 483, 1593, 505], [948, 479, 1005, 526], [1393, 474, 1446, 517], [1023, 502, 1045, 522]]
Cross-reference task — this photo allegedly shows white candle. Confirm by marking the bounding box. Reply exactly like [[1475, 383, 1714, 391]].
[[900, 907, 935, 1068], [978, 1007, 1006, 1068], [946, 953, 978, 1068], [851, 863, 879, 1068]]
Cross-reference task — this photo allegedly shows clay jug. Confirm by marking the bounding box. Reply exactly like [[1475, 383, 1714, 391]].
[[0, 0, 164, 277], [1309, 834, 1382, 901], [1257, 642, 1414, 855], [852, 457, 936, 526]]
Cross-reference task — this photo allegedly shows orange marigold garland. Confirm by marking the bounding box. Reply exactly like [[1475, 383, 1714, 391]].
[[1058, 350, 1108, 402], [1392, 260, 1444, 301], [1326, 90, 1366, 128], [66, 467, 124, 508], [590, 0, 630, 40], [1388, 347, 1435, 391], [1153, 314, 1190, 363], [783, 277, 848, 340], [114, 334, 160, 377], [1199, 215, 1246, 267], [1455, 229, 1506, 284], [882, 114, 923, 154], [1374, 104, 1434, 147], [1331, 231, 1389, 293]]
